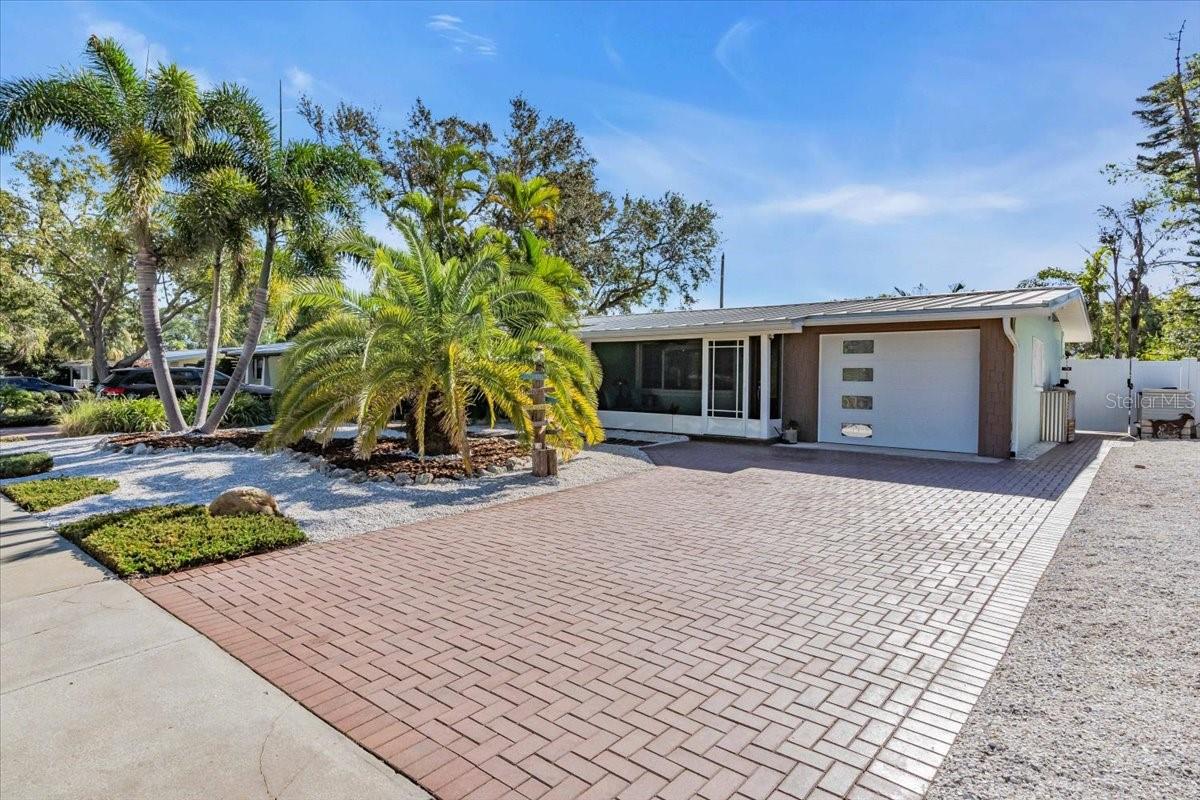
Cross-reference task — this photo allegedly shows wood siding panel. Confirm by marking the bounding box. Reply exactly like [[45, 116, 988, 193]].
[[780, 333, 819, 441], [977, 318, 1014, 457], [780, 319, 1014, 456]]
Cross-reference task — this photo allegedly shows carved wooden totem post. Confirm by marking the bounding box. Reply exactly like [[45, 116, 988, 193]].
[[527, 345, 558, 477]]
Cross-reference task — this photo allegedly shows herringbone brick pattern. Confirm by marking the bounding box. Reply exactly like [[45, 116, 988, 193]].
[[137, 438, 1103, 800]]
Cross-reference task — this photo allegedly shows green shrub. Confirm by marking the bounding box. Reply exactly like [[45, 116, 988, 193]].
[[0, 388, 61, 427], [59, 396, 167, 436], [60, 504, 305, 577], [2, 476, 118, 512], [0, 451, 53, 478], [180, 392, 274, 428]]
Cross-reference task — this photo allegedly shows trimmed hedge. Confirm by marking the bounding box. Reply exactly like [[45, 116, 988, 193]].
[[2, 476, 118, 512], [59, 504, 306, 577], [0, 451, 53, 479]]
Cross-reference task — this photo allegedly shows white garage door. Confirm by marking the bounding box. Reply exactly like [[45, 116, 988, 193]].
[[818, 330, 980, 453]]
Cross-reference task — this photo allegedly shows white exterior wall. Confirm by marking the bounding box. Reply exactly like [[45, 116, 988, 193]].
[[1012, 315, 1064, 453]]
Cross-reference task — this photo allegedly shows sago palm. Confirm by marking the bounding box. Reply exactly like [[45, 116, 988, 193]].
[[0, 36, 202, 430], [265, 220, 602, 472]]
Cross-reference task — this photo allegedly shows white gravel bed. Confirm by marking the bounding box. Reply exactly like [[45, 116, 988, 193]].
[[927, 439, 1200, 800], [0, 435, 654, 543]]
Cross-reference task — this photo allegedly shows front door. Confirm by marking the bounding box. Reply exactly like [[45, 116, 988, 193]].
[[705, 338, 748, 436]]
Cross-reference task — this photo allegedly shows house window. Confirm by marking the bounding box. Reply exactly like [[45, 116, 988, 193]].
[[707, 339, 745, 418], [841, 422, 873, 438], [842, 339, 874, 354], [842, 367, 873, 382], [841, 395, 873, 410], [253, 357, 265, 384]]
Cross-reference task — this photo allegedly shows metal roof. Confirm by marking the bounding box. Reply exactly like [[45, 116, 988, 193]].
[[579, 287, 1092, 341]]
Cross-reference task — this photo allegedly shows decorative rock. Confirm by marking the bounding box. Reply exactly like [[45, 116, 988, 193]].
[[392, 474, 414, 485], [348, 472, 369, 484], [505, 457, 519, 470], [432, 476, 451, 484], [486, 465, 505, 475], [209, 486, 279, 517], [414, 472, 434, 485], [130, 443, 149, 455]]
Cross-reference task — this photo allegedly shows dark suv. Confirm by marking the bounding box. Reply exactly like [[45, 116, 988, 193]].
[[97, 368, 272, 398]]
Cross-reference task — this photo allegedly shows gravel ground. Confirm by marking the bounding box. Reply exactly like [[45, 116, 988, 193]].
[[0, 435, 653, 543], [928, 439, 1200, 800]]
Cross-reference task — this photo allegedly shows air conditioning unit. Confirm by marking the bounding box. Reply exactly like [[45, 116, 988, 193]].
[[1040, 387, 1076, 443]]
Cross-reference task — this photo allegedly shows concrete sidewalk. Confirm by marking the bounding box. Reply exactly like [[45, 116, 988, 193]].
[[0, 496, 427, 800]]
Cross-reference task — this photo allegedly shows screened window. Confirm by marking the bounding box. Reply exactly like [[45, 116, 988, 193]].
[[841, 395, 873, 410], [594, 339, 702, 416]]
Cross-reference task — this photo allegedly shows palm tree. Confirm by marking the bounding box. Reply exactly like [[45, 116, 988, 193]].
[[171, 165, 257, 423], [0, 36, 202, 430], [190, 85, 375, 434], [264, 220, 602, 472], [490, 173, 560, 231]]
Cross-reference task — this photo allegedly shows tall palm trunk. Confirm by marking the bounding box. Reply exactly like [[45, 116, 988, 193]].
[[87, 299, 110, 387], [193, 247, 223, 426], [134, 236, 186, 431], [200, 221, 275, 434]]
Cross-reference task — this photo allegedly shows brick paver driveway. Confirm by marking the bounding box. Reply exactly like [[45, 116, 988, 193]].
[[138, 437, 1107, 800]]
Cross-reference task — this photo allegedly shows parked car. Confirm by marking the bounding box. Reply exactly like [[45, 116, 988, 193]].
[[0, 376, 79, 398], [96, 368, 273, 398]]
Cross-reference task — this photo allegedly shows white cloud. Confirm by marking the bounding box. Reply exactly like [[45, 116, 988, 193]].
[[756, 185, 1024, 224], [284, 66, 314, 97], [714, 19, 758, 90], [426, 14, 498, 57]]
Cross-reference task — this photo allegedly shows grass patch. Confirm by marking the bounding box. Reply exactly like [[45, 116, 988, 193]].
[[2, 476, 118, 512], [0, 451, 53, 478], [0, 434, 29, 443], [59, 504, 306, 577]]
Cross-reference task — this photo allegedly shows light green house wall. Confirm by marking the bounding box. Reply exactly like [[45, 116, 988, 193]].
[[1013, 315, 1065, 453]]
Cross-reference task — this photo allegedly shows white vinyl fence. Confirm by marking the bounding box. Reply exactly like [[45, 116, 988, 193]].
[[1064, 357, 1199, 432]]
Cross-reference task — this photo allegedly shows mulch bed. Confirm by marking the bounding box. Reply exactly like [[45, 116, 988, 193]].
[[109, 429, 527, 480]]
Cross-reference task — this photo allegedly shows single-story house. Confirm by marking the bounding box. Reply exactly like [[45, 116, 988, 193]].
[[63, 341, 294, 390], [578, 287, 1092, 458]]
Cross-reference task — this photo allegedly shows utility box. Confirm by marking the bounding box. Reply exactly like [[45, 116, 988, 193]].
[[1040, 387, 1076, 443]]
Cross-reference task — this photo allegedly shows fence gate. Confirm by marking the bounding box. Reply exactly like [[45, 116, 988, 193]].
[[1064, 357, 1198, 432]]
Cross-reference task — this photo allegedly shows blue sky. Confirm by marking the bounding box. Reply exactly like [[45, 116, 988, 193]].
[[0, 0, 1189, 307]]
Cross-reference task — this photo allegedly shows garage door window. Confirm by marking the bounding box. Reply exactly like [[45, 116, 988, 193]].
[[842, 339, 874, 355], [840, 422, 872, 438], [841, 395, 873, 410], [842, 367, 873, 382]]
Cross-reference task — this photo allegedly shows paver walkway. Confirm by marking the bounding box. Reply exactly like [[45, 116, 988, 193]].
[[136, 437, 1110, 800], [0, 497, 427, 800]]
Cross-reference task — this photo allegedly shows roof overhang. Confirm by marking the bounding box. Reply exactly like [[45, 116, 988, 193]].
[[579, 288, 1095, 343]]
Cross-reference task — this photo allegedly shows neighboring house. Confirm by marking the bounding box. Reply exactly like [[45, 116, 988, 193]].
[[578, 287, 1092, 458], [63, 342, 294, 391]]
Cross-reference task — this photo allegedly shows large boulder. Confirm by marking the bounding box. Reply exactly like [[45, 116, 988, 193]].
[[209, 486, 280, 517]]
